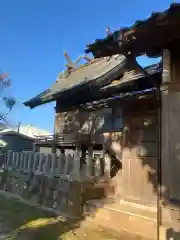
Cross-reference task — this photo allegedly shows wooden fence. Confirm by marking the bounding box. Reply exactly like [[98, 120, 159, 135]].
[[4, 150, 110, 179], [6, 150, 73, 179], [0, 150, 111, 218]]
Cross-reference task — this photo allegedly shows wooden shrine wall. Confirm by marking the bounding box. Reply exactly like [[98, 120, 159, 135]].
[[121, 102, 158, 205]]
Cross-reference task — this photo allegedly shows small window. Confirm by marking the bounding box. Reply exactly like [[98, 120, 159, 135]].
[[103, 108, 123, 132], [113, 108, 123, 131]]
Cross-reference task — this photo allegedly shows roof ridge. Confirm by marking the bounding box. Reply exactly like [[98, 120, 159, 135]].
[[57, 57, 103, 81]]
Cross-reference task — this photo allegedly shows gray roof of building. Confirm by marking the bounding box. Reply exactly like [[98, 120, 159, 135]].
[[24, 55, 127, 108]]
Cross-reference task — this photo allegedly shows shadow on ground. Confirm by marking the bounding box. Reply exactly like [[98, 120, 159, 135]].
[[0, 194, 146, 240], [0, 194, 80, 240]]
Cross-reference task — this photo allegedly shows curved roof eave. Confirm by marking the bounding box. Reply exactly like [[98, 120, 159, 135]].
[[24, 55, 128, 108]]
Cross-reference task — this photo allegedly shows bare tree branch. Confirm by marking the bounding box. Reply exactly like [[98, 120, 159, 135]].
[[0, 72, 16, 126]]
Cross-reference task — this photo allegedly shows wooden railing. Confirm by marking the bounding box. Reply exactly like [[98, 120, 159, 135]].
[[35, 134, 77, 146]]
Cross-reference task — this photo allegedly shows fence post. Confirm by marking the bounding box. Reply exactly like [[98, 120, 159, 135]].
[[27, 151, 33, 172], [43, 154, 49, 174], [24, 152, 29, 171], [51, 153, 56, 175], [63, 154, 69, 175], [64, 154, 74, 175], [12, 152, 16, 169], [60, 152, 65, 174], [86, 146, 93, 177], [16, 152, 21, 169], [33, 152, 40, 172], [56, 155, 62, 176], [73, 144, 81, 181], [95, 157, 101, 177], [20, 152, 24, 170], [37, 153, 44, 174], [7, 150, 12, 167], [104, 153, 110, 179]]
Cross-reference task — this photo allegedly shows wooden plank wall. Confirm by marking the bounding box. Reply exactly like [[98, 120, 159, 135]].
[[168, 93, 180, 200], [122, 106, 158, 205], [161, 51, 180, 202], [164, 54, 180, 202]]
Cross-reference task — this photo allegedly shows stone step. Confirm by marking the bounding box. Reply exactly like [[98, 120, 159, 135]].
[[84, 199, 167, 240], [86, 199, 157, 219]]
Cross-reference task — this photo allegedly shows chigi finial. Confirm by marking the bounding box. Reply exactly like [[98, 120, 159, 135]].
[[106, 26, 112, 36]]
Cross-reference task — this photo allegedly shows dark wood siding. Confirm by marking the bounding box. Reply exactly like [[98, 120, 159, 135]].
[[55, 100, 123, 144]]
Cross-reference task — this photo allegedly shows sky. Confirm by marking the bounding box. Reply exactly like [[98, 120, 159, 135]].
[[0, 0, 175, 133]]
